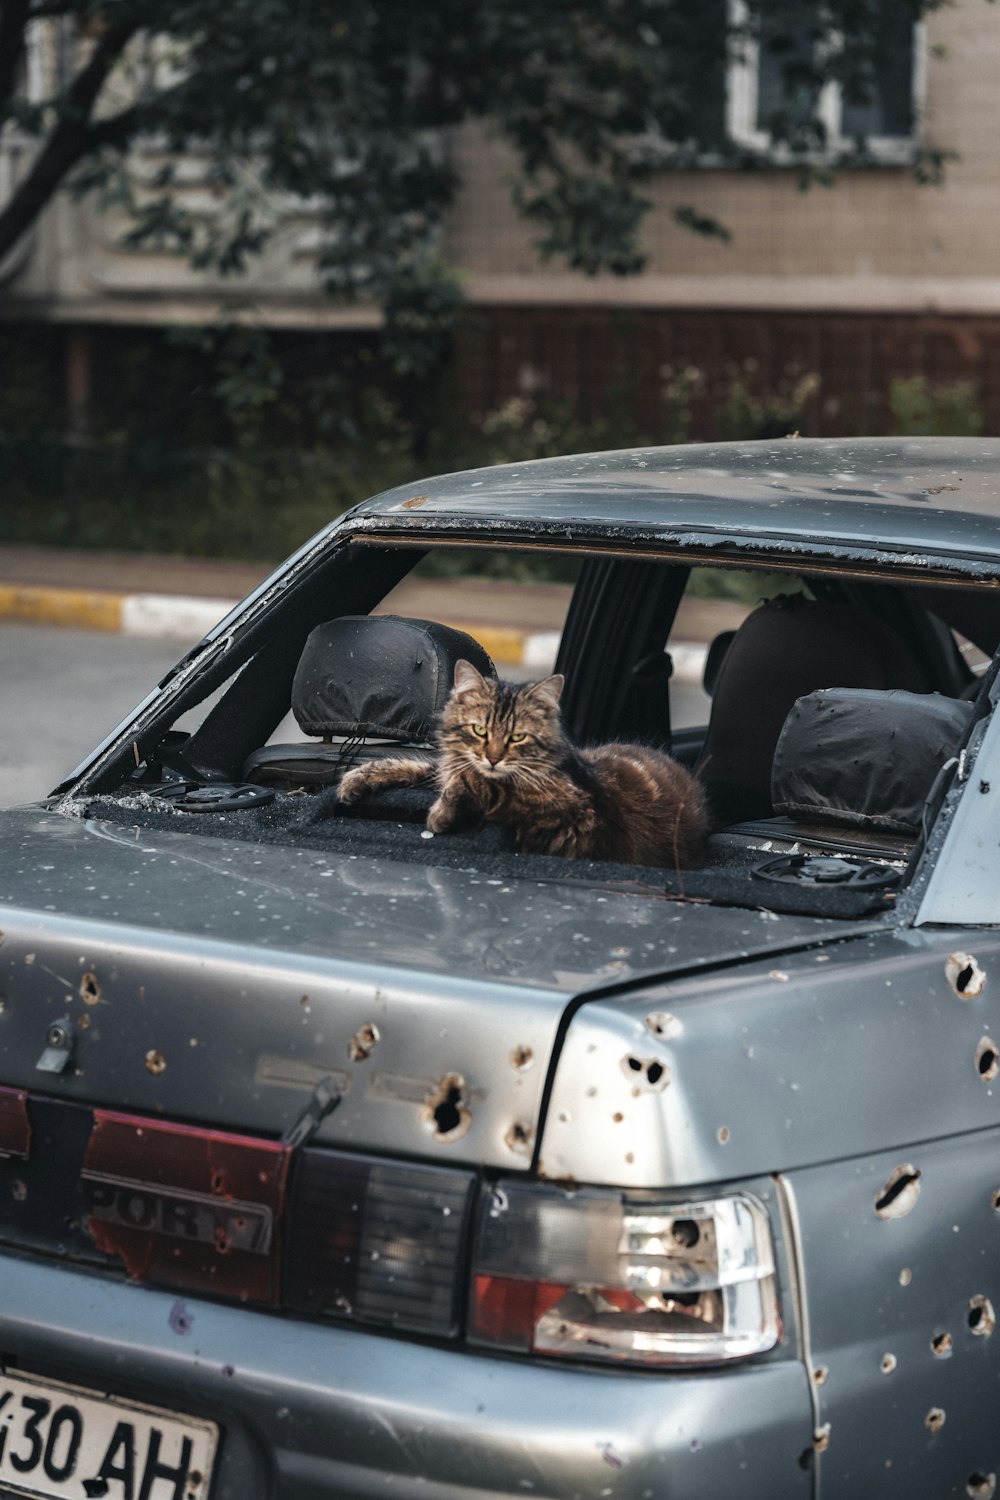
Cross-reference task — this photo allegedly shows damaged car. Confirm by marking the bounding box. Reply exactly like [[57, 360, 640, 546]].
[[1, 435, 1000, 1499]]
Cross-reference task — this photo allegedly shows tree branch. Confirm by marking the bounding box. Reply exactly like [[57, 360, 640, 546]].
[[87, 101, 139, 150], [0, 17, 136, 261]]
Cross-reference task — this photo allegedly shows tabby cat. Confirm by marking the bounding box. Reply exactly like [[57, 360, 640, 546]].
[[336, 660, 707, 868]]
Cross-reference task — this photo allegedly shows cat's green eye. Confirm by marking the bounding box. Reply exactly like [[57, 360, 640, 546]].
[[471, 724, 488, 738], [510, 732, 527, 743]]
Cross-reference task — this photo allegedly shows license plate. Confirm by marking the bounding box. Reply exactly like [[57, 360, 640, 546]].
[[0, 1370, 217, 1500]]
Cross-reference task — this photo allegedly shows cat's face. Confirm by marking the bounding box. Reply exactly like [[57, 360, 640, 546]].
[[440, 661, 565, 779]]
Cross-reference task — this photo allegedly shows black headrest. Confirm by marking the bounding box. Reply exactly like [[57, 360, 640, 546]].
[[772, 688, 974, 834], [702, 630, 736, 697], [292, 616, 496, 742], [696, 595, 933, 825]]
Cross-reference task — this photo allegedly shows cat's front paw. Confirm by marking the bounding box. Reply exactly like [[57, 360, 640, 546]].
[[425, 797, 456, 834], [336, 767, 367, 805]]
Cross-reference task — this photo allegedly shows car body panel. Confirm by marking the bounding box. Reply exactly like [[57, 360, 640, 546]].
[[916, 688, 1000, 926], [354, 438, 1000, 572], [787, 1127, 1000, 1497], [0, 1251, 814, 1500], [540, 929, 1000, 1189], [0, 807, 864, 1167]]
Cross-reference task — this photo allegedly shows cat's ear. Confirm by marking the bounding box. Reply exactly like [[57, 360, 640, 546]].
[[527, 673, 565, 709], [453, 659, 486, 694]]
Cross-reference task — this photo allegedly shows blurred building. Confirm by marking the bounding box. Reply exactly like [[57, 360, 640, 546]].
[[2, 2, 1000, 433]]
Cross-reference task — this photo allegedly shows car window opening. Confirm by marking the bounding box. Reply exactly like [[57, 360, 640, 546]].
[[71, 545, 998, 924]]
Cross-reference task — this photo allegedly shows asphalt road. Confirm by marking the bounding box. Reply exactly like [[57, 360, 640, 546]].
[[0, 622, 190, 806], [1, 622, 711, 808]]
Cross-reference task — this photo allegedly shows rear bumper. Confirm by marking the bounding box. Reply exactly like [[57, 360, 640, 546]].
[[0, 1251, 813, 1499]]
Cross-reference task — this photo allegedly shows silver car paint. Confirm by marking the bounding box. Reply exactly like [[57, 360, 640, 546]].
[[0, 807, 863, 1168]]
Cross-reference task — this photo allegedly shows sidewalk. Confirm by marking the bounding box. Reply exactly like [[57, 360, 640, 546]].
[[0, 544, 723, 676], [0, 544, 569, 670]]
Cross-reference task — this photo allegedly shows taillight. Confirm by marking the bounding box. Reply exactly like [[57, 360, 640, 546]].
[[285, 1147, 474, 1336], [16, 1091, 780, 1366], [469, 1181, 780, 1366]]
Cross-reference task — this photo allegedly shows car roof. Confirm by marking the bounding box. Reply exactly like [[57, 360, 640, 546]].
[[348, 436, 1000, 577]]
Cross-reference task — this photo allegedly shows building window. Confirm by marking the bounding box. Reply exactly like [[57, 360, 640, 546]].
[[727, 0, 924, 164]]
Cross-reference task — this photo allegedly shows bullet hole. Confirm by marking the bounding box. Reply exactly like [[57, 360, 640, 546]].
[[926, 1408, 946, 1434], [717, 1126, 731, 1144], [79, 971, 101, 1006], [900, 1267, 913, 1286], [504, 1120, 534, 1156], [299, 994, 311, 1011], [670, 1218, 700, 1249], [947, 953, 987, 999], [881, 1353, 897, 1374], [977, 1037, 1000, 1082], [968, 1473, 996, 1499], [645, 1011, 682, 1040], [214, 1227, 230, 1255], [812, 1366, 828, 1386], [620, 1054, 670, 1091], [874, 1164, 922, 1219], [968, 1295, 996, 1338], [348, 1022, 380, 1062], [931, 1332, 953, 1358], [422, 1073, 472, 1142], [510, 1045, 534, 1070], [144, 1049, 166, 1076], [211, 1171, 225, 1195], [813, 1424, 831, 1453], [769, 970, 789, 982], [612, 1112, 624, 1123], [12, 1180, 26, 1202], [980, 781, 992, 795], [168, 1300, 191, 1336], [993, 1189, 1000, 1213]]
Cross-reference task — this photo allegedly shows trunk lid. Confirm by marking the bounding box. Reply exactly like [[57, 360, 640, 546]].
[[0, 807, 870, 1168]]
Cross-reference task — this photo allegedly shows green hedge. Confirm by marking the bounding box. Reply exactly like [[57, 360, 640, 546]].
[[0, 439, 414, 560]]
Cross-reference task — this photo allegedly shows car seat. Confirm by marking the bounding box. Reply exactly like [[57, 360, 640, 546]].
[[695, 594, 932, 826], [771, 687, 974, 836], [243, 615, 496, 788]]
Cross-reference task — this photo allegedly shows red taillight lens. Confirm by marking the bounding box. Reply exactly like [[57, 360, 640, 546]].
[[471, 1276, 568, 1345], [82, 1111, 290, 1304]]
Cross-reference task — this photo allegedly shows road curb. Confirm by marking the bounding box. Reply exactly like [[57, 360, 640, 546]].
[[0, 582, 708, 680], [0, 584, 124, 633]]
